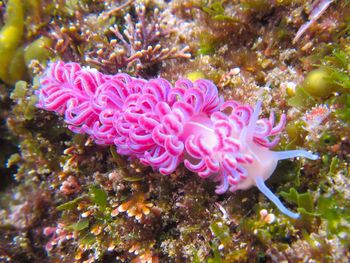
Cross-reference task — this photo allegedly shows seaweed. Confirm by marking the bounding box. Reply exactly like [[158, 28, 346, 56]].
[[0, 0, 350, 262]]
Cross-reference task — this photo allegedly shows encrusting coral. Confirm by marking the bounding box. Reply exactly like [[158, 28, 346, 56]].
[[36, 61, 318, 218]]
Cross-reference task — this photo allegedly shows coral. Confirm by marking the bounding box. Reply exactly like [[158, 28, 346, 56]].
[[86, 4, 191, 75], [43, 223, 75, 252], [45, 2, 103, 63], [41, 177, 162, 262], [118, 192, 154, 222], [35, 61, 318, 218], [59, 175, 81, 196], [129, 243, 159, 263], [44, 2, 190, 77]]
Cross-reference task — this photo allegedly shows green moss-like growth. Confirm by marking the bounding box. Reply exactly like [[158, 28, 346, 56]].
[[303, 69, 336, 98], [321, 49, 350, 90], [0, 0, 24, 84], [285, 120, 308, 147], [0, 0, 54, 84], [24, 37, 52, 67], [287, 85, 316, 109]]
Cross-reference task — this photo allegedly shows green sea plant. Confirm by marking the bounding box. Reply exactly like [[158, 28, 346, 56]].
[[0, 0, 24, 84], [301, 48, 350, 100], [197, 32, 218, 55], [10, 81, 37, 121], [303, 69, 336, 98], [321, 49, 350, 90], [240, 0, 271, 12], [279, 158, 350, 243], [201, 0, 236, 22], [24, 37, 52, 67], [280, 188, 314, 217], [287, 85, 316, 110], [46, 179, 160, 262], [0, 0, 54, 85], [317, 48, 350, 121]]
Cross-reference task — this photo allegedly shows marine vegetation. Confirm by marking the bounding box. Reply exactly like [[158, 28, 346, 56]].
[[1, 0, 350, 262]]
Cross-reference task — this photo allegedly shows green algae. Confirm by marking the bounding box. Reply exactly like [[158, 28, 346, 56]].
[[0, 0, 24, 84], [287, 86, 316, 110], [0, 0, 53, 84], [187, 71, 206, 81], [301, 47, 350, 99], [8, 47, 26, 84], [303, 69, 336, 98], [56, 196, 84, 211], [67, 218, 90, 231], [88, 185, 108, 211], [202, 0, 237, 22], [210, 221, 231, 246], [198, 32, 218, 55], [10, 81, 38, 120], [280, 188, 314, 215], [24, 37, 52, 66]]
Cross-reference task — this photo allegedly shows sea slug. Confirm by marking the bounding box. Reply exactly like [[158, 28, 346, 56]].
[[36, 61, 318, 219]]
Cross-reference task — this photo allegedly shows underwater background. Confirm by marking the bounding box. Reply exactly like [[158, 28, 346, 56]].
[[0, 0, 349, 262]]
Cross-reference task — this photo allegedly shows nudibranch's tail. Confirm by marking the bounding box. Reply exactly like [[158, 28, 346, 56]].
[[256, 150, 318, 219], [273, 150, 319, 161], [255, 177, 300, 219]]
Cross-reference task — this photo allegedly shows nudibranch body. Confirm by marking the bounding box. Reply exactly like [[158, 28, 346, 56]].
[[36, 61, 318, 219]]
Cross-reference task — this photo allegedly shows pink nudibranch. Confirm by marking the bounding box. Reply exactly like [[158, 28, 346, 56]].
[[36, 61, 318, 218]]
